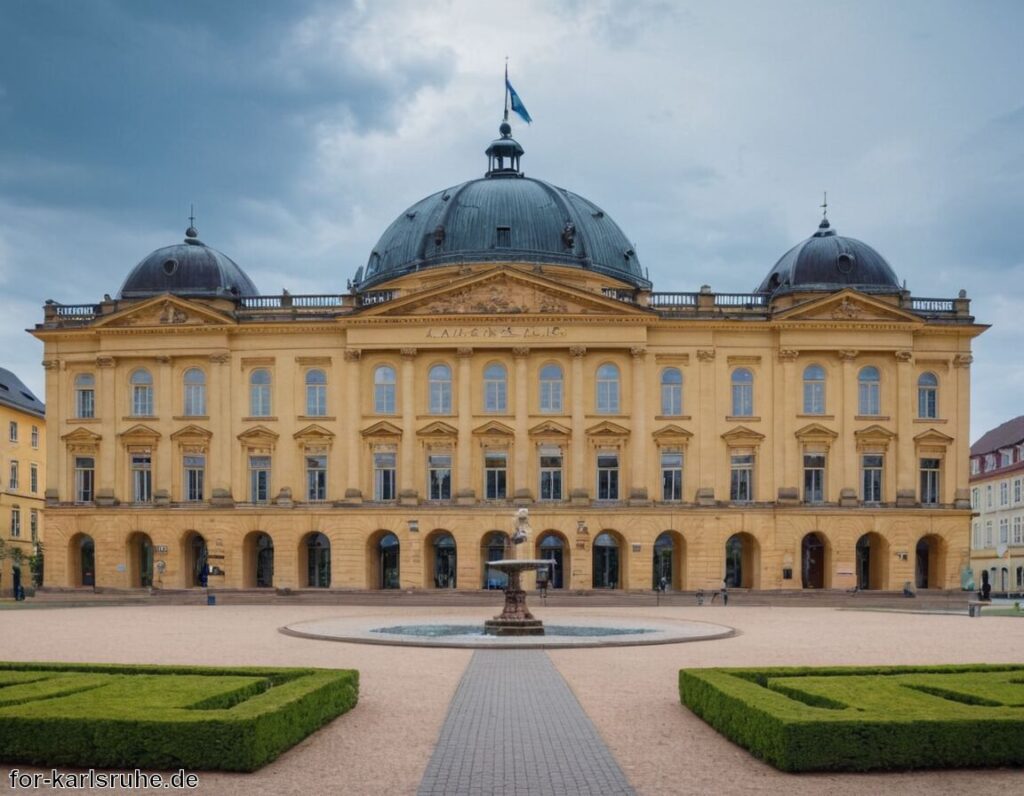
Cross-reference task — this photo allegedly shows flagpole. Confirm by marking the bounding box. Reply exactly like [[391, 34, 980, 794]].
[[504, 59, 509, 123]]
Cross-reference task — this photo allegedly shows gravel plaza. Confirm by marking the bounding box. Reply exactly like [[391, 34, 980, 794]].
[[1, 602, 1022, 795]]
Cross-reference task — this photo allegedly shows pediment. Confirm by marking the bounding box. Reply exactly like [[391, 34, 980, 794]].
[[775, 289, 921, 324], [293, 423, 335, 442], [721, 425, 766, 444], [472, 420, 515, 437], [118, 423, 162, 443], [360, 267, 652, 318], [416, 421, 459, 438], [652, 424, 693, 442], [361, 420, 403, 438], [914, 428, 954, 445], [794, 422, 839, 440], [237, 425, 280, 444], [61, 427, 102, 444], [585, 421, 631, 437], [94, 294, 234, 329], [170, 424, 212, 441], [854, 424, 896, 440], [529, 420, 572, 437]]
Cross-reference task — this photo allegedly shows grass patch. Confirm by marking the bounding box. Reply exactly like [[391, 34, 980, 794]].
[[679, 663, 1024, 772], [0, 661, 358, 771]]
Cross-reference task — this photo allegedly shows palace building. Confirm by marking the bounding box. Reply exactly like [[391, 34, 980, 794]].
[[34, 122, 985, 593]]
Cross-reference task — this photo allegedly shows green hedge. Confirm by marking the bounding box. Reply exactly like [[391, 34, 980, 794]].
[[679, 663, 1024, 772], [0, 661, 358, 771]]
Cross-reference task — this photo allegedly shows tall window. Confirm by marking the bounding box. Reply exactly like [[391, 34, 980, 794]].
[[31, 425, 39, 448], [1001, 482, 1009, 506], [131, 453, 152, 503], [1013, 516, 1023, 545], [984, 521, 993, 547], [8, 461, 18, 490], [374, 365, 396, 414], [731, 369, 753, 417], [373, 450, 396, 500], [917, 372, 938, 418], [428, 453, 452, 500], [661, 368, 682, 416], [10, 506, 20, 537], [183, 368, 206, 416], [75, 373, 95, 418], [802, 364, 826, 414], [1015, 479, 1022, 504], [858, 366, 880, 415], [306, 454, 327, 501], [539, 364, 563, 413], [8, 421, 17, 442], [30, 463, 38, 493], [429, 364, 452, 414], [987, 484, 993, 507], [305, 369, 327, 416], [483, 364, 507, 412], [920, 458, 940, 505], [596, 452, 619, 500], [30, 509, 38, 542], [730, 454, 753, 501], [999, 518, 1009, 544], [249, 455, 271, 503], [484, 450, 507, 499], [596, 364, 620, 413], [803, 453, 825, 503], [539, 447, 563, 501], [1001, 449, 1013, 467], [661, 450, 683, 501], [862, 454, 883, 503], [75, 456, 95, 502], [971, 487, 979, 510], [184, 454, 205, 501], [972, 522, 981, 550], [130, 369, 154, 416], [250, 369, 271, 416]]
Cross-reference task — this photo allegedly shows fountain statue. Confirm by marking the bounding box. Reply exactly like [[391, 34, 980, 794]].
[[483, 508, 553, 636]]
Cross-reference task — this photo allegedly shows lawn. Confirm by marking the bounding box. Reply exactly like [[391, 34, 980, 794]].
[[679, 663, 1024, 772], [0, 661, 358, 771]]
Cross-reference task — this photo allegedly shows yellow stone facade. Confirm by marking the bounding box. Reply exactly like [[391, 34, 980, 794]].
[[33, 261, 984, 593]]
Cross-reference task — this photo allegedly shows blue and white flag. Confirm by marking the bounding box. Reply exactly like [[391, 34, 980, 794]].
[[506, 79, 532, 124]]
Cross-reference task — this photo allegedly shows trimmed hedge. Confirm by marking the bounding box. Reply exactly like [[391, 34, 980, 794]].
[[0, 661, 358, 771], [679, 663, 1024, 772]]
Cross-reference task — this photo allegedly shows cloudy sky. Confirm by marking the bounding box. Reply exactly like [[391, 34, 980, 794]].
[[1, 0, 1021, 440]]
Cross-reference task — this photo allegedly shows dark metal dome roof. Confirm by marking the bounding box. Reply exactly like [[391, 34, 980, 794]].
[[354, 125, 649, 291], [756, 218, 900, 295], [118, 228, 259, 300]]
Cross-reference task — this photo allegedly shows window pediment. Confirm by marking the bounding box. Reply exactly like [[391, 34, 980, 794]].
[[529, 420, 572, 437], [585, 420, 631, 439], [293, 423, 335, 443], [417, 420, 459, 439], [170, 424, 212, 442], [794, 422, 838, 442], [62, 427, 102, 445], [472, 420, 515, 437], [854, 424, 896, 450], [118, 423, 162, 444], [721, 425, 765, 445], [237, 425, 280, 445], [652, 424, 693, 445], [361, 420, 403, 439], [914, 427, 954, 450]]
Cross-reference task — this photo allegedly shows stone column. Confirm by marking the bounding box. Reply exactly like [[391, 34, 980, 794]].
[[953, 353, 973, 507], [96, 355, 116, 503], [629, 346, 649, 503], [207, 352, 232, 504], [155, 356, 173, 503], [839, 349, 858, 501], [456, 347, 474, 503], [42, 359, 62, 501], [895, 350, 915, 505], [695, 349, 716, 505], [777, 350, 799, 503], [400, 348, 417, 501], [569, 346, 587, 502], [513, 347, 531, 501], [343, 349, 362, 501]]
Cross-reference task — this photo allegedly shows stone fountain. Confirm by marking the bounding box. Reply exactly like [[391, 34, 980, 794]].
[[484, 508, 553, 636]]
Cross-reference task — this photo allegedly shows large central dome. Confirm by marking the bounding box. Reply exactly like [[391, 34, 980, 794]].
[[354, 123, 649, 291]]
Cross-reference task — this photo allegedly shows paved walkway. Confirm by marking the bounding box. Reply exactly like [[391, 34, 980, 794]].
[[417, 650, 634, 795]]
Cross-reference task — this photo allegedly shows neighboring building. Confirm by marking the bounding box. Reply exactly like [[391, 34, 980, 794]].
[[33, 121, 985, 593], [0, 367, 45, 595], [969, 416, 1024, 594]]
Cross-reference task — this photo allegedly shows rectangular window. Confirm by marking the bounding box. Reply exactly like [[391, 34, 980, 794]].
[[1001, 482, 1009, 506], [375, 382, 396, 414], [803, 453, 826, 503], [184, 454, 205, 502], [732, 384, 753, 417], [862, 454, 883, 503], [858, 381, 880, 416], [495, 226, 511, 247], [9, 461, 18, 490], [1001, 449, 1013, 467], [132, 385, 153, 416], [971, 487, 979, 511], [9, 421, 17, 442], [428, 453, 452, 500], [76, 385, 95, 418], [429, 380, 452, 414], [985, 453, 996, 470], [539, 447, 563, 501], [540, 375, 563, 413], [596, 378, 619, 413], [972, 522, 981, 550], [10, 506, 20, 537], [31, 425, 39, 448], [999, 518, 1009, 545], [987, 484, 993, 508], [484, 373, 507, 413], [184, 382, 206, 417], [131, 453, 152, 503], [661, 451, 683, 501], [249, 455, 271, 503], [970, 458, 980, 475], [1013, 516, 1023, 545], [803, 381, 824, 415], [484, 451, 507, 500], [984, 521, 993, 548], [373, 451, 396, 501], [75, 456, 95, 502], [306, 454, 327, 502], [730, 454, 754, 501], [920, 458, 940, 505], [30, 509, 38, 542], [596, 452, 619, 501], [30, 463, 38, 494], [306, 383, 327, 417], [1015, 479, 1022, 504]]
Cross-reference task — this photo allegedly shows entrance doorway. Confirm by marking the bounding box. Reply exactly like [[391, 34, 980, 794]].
[[801, 532, 826, 589], [379, 532, 400, 589], [186, 533, 208, 587], [724, 533, 758, 588], [855, 532, 888, 590], [127, 532, 153, 588], [482, 532, 509, 589], [306, 533, 331, 588], [255, 533, 274, 587], [592, 532, 619, 589], [431, 533, 457, 588], [653, 531, 683, 590], [538, 533, 566, 589]]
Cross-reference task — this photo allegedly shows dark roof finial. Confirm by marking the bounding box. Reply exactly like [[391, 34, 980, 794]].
[[186, 203, 198, 238], [818, 191, 830, 229]]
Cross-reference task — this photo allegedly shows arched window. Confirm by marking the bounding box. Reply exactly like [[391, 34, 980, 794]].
[[802, 364, 825, 414], [660, 368, 682, 416], [130, 369, 153, 416], [74, 373, 95, 419], [539, 364, 563, 413], [428, 364, 452, 414], [731, 368, 753, 417], [374, 365, 396, 414], [305, 369, 327, 416], [483, 363, 507, 412], [858, 366, 880, 415], [917, 372, 938, 419], [183, 368, 206, 416], [250, 369, 271, 416], [596, 364, 620, 413]]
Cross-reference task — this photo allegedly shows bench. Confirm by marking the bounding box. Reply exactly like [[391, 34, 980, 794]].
[[967, 601, 985, 617]]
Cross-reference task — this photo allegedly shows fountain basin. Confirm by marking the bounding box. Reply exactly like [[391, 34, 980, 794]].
[[484, 559, 554, 636]]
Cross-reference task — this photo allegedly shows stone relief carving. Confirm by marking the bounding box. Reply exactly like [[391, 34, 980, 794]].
[[831, 298, 864, 319]]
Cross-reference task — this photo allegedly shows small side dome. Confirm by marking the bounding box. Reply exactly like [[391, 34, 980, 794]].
[[757, 218, 900, 295], [117, 226, 259, 300]]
